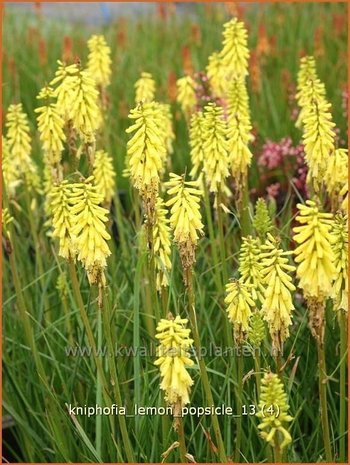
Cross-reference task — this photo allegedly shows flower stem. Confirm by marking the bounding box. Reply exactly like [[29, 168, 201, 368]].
[[254, 349, 261, 399], [317, 340, 332, 462], [185, 268, 227, 463], [234, 351, 244, 462], [95, 287, 103, 459], [177, 417, 187, 463], [339, 311, 347, 463], [101, 287, 135, 462]]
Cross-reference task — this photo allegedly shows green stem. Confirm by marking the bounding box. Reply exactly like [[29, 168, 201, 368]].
[[234, 351, 243, 462], [102, 288, 135, 462], [240, 175, 252, 238], [317, 341, 332, 462], [203, 185, 222, 292], [113, 185, 128, 260], [185, 268, 227, 462], [217, 189, 228, 286], [339, 311, 347, 463], [95, 290, 103, 459], [273, 434, 282, 463], [177, 417, 187, 463], [254, 349, 261, 399]]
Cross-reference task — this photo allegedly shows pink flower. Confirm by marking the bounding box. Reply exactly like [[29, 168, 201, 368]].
[[266, 182, 280, 198]]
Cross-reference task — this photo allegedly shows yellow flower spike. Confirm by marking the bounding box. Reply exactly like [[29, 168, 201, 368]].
[[256, 372, 293, 450], [248, 311, 266, 347], [69, 177, 111, 285], [50, 60, 80, 120], [2, 136, 21, 196], [295, 56, 318, 128], [134, 72, 156, 104], [49, 181, 75, 260], [293, 200, 336, 301], [5, 103, 32, 169], [206, 51, 227, 98], [225, 279, 255, 344], [219, 18, 250, 80], [226, 78, 253, 185], [126, 102, 166, 219], [260, 233, 296, 352], [325, 148, 348, 210], [35, 86, 66, 166], [51, 61, 101, 142], [158, 102, 175, 158], [330, 213, 348, 313], [189, 111, 205, 179], [87, 34, 112, 88], [176, 75, 196, 118], [5, 103, 41, 191], [202, 102, 230, 194], [92, 150, 116, 204], [152, 196, 172, 290], [165, 173, 204, 273], [239, 236, 265, 304], [154, 314, 194, 408], [340, 181, 348, 214]]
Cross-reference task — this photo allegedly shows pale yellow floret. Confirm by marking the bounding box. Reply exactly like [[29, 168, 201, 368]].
[[134, 72, 156, 104], [165, 173, 203, 271], [153, 196, 172, 290], [226, 78, 253, 183], [176, 76, 196, 118], [219, 18, 250, 80], [35, 86, 66, 165], [69, 177, 111, 284], [256, 372, 293, 450], [225, 279, 255, 343], [92, 150, 116, 203], [330, 213, 348, 312], [260, 234, 296, 351], [189, 111, 206, 179], [239, 236, 265, 304], [154, 315, 194, 407], [87, 34, 112, 88], [202, 102, 229, 194], [126, 102, 167, 214], [49, 181, 75, 260], [293, 200, 336, 300]]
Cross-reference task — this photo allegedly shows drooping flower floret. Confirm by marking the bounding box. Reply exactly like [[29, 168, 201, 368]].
[[293, 200, 336, 300], [154, 315, 194, 407], [226, 77, 253, 185], [189, 111, 206, 179], [87, 34, 112, 88], [165, 173, 203, 272], [260, 234, 296, 352], [330, 213, 348, 312], [256, 372, 293, 450], [135, 72, 156, 104], [202, 102, 229, 194], [225, 279, 255, 344], [69, 177, 111, 285], [176, 75, 196, 118], [153, 196, 172, 290], [35, 86, 66, 167], [92, 150, 116, 203], [239, 236, 265, 304], [219, 18, 250, 80]]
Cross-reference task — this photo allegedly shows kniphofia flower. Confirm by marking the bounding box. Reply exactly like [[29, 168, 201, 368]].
[[293, 200, 336, 300], [219, 18, 249, 80], [92, 150, 116, 203], [225, 279, 255, 344], [153, 196, 172, 290], [176, 75, 196, 118], [256, 372, 293, 450], [260, 234, 296, 352], [165, 173, 203, 273], [154, 315, 194, 408], [134, 72, 156, 104], [189, 111, 206, 179], [69, 177, 111, 285], [330, 213, 348, 313], [87, 34, 112, 88], [202, 102, 229, 194], [239, 236, 265, 304]]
